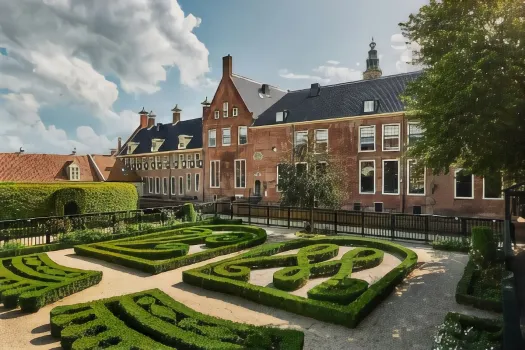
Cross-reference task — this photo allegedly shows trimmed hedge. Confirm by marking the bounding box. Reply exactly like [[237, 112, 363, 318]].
[[182, 203, 197, 222], [0, 182, 138, 220], [50, 288, 304, 350], [183, 236, 418, 328], [470, 226, 497, 268], [432, 312, 502, 350], [0, 253, 101, 312], [74, 221, 267, 274]]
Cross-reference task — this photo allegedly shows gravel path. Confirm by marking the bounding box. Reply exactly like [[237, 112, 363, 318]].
[[0, 226, 498, 350]]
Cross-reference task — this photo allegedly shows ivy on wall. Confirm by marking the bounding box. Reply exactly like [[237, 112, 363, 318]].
[[0, 183, 138, 220]]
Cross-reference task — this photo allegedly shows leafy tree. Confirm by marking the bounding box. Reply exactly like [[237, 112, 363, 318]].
[[400, 0, 525, 180]]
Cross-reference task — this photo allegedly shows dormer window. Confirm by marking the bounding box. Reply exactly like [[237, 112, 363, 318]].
[[214, 110, 220, 119], [232, 107, 238, 117], [223, 102, 229, 118], [68, 163, 80, 181], [276, 110, 288, 123], [151, 139, 164, 152], [127, 142, 139, 154], [364, 100, 377, 113], [178, 135, 192, 150]]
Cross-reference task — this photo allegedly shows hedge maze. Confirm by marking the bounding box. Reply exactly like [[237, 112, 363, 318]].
[[183, 237, 418, 327], [75, 224, 267, 274], [50, 289, 304, 350], [0, 253, 101, 312]]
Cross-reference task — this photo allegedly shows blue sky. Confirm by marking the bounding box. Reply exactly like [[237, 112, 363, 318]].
[[0, 0, 427, 154]]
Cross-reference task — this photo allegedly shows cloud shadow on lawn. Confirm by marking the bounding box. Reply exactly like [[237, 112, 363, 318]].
[[65, 253, 150, 277]]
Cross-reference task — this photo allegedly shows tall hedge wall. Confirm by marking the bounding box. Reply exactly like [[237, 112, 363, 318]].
[[0, 182, 138, 220]]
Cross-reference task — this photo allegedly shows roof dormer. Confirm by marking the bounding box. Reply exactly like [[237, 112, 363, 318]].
[[151, 138, 165, 152], [127, 142, 139, 155], [67, 163, 80, 181], [178, 135, 193, 150]]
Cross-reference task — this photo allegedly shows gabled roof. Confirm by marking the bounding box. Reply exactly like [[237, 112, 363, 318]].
[[106, 158, 142, 182], [253, 71, 422, 126], [118, 118, 203, 156], [231, 74, 287, 118]]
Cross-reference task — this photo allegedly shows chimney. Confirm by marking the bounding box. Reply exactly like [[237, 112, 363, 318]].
[[309, 83, 321, 97], [261, 84, 270, 96], [148, 110, 156, 128], [201, 96, 211, 118], [110, 149, 117, 156], [223, 54, 232, 77], [171, 104, 182, 124], [117, 137, 122, 152], [139, 107, 148, 128]]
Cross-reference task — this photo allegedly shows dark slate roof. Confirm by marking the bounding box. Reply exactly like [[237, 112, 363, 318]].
[[118, 118, 202, 156], [231, 74, 287, 118], [253, 71, 422, 126]]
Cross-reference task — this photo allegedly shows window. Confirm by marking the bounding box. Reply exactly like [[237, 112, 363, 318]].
[[208, 129, 216, 147], [232, 107, 238, 117], [296, 163, 308, 176], [413, 206, 422, 215], [210, 160, 220, 188], [155, 177, 160, 194], [68, 164, 80, 181], [163, 177, 168, 195], [155, 156, 161, 169], [364, 100, 375, 113], [455, 169, 474, 199], [359, 160, 375, 194], [382, 160, 400, 195], [382, 124, 400, 151], [295, 131, 308, 146], [239, 126, 248, 145], [179, 176, 184, 195], [276, 111, 284, 123], [170, 177, 176, 195], [407, 160, 425, 195], [186, 173, 191, 192], [130, 158, 135, 170], [353, 203, 361, 211], [214, 110, 220, 119], [149, 157, 154, 170], [316, 162, 327, 175], [315, 129, 328, 153], [213, 194, 218, 202], [359, 126, 375, 152], [195, 173, 200, 192], [223, 102, 228, 118], [408, 122, 424, 145], [374, 202, 384, 212], [148, 177, 153, 193], [163, 156, 169, 169], [187, 154, 193, 161], [124, 158, 130, 168], [235, 159, 246, 188], [142, 157, 146, 169], [483, 174, 503, 199], [222, 128, 231, 146]]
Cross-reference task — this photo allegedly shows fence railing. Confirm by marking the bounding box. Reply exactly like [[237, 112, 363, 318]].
[[0, 202, 216, 247], [213, 203, 504, 243]]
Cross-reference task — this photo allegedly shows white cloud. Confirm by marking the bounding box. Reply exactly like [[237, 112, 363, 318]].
[[279, 63, 362, 85], [326, 60, 340, 65], [278, 69, 330, 84], [390, 33, 422, 73], [0, 0, 211, 154]]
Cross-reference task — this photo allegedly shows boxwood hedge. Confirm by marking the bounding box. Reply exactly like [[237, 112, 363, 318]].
[[50, 288, 304, 350], [0, 182, 138, 220], [0, 253, 101, 312], [183, 236, 418, 328], [74, 222, 267, 274]]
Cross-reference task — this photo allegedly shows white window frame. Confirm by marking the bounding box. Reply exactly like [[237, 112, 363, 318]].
[[210, 160, 220, 188], [223, 102, 229, 118], [208, 129, 216, 147], [234, 159, 246, 189], [364, 100, 375, 113], [382, 123, 401, 152], [232, 107, 238, 117], [295, 130, 308, 147], [148, 177, 154, 193], [179, 176, 184, 195], [170, 176, 176, 195], [195, 153, 201, 161], [382, 159, 400, 195], [359, 125, 376, 152], [295, 162, 308, 174], [359, 160, 375, 194], [195, 173, 200, 192], [186, 153, 193, 161], [314, 129, 328, 153], [407, 122, 424, 145], [276, 164, 282, 192], [214, 110, 220, 119], [162, 177, 168, 195], [186, 173, 191, 192], [222, 128, 231, 146], [238, 126, 248, 145], [155, 177, 160, 194], [276, 111, 284, 123], [407, 159, 426, 196], [454, 168, 474, 199], [483, 176, 504, 200]]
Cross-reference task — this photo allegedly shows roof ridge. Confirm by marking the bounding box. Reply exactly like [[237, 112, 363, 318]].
[[231, 73, 287, 92]]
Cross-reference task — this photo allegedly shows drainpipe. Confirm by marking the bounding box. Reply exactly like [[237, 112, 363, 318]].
[[401, 116, 406, 213]]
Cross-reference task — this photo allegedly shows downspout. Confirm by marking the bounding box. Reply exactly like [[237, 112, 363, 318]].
[[401, 116, 406, 213]]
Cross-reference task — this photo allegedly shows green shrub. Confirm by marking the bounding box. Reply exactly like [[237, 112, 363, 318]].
[[0, 241, 26, 252], [432, 312, 502, 350], [58, 229, 113, 245], [0, 182, 138, 220], [470, 226, 497, 268], [50, 288, 304, 350], [0, 253, 101, 312], [183, 236, 418, 328], [456, 259, 503, 312], [432, 237, 470, 253], [182, 203, 197, 222]]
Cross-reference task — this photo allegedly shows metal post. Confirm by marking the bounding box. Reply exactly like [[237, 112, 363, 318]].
[[391, 214, 395, 240], [267, 205, 270, 226], [334, 210, 338, 235], [248, 203, 251, 225], [287, 207, 291, 228], [230, 201, 234, 220], [461, 218, 467, 237], [214, 202, 218, 218], [361, 211, 365, 236], [424, 215, 429, 243]]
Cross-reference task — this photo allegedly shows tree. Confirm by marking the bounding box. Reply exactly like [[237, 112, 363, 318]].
[[400, 0, 525, 180]]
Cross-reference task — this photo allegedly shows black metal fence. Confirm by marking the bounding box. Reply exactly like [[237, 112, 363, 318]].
[[213, 203, 504, 243]]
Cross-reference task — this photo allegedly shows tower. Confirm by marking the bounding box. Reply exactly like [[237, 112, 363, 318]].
[[363, 38, 383, 80]]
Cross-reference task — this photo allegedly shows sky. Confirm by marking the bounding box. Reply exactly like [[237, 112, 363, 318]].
[[0, 0, 428, 155]]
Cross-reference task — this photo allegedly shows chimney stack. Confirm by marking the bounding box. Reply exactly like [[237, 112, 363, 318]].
[[117, 137, 122, 153], [223, 54, 232, 77], [139, 107, 148, 128], [171, 104, 182, 124], [148, 111, 156, 128], [201, 96, 211, 118]]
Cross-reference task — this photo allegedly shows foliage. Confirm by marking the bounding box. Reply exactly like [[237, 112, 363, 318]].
[[0, 253, 101, 312], [456, 259, 503, 312], [470, 227, 497, 268], [50, 288, 304, 350], [74, 222, 267, 274], [432, 237, 470, 253], [400, 0, 525, 179], [432, 312, 502, 350], [58, 229, 112, 245], [182, 203, 197, 222], [0, 182, 138, 220], [277, 137, 347, 209], [0, 241, 26, 252], [183, 237, 418, 327], [295, 231, 327, 239]]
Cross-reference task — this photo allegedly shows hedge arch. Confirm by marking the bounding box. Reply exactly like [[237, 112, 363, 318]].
[[53, 188, 87, 216]]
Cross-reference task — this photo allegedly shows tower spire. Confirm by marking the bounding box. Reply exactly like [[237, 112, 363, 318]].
[[363, 38, 382, 80]]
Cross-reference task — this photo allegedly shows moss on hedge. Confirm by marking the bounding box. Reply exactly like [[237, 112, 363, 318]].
[[0, 182, 138, 220], [50, 288, 304, 350], [0, 253, 101, 312], [183, 236, 418, 328]]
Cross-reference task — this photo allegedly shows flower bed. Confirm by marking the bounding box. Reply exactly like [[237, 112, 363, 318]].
[[0, 253, 101, 312], [183, 236, 418, 328], [74, 222, 267, 274], [50, 288, 304, 350]]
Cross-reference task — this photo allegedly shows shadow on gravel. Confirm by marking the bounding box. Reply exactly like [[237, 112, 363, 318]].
[[65, 253, 150, 277]]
